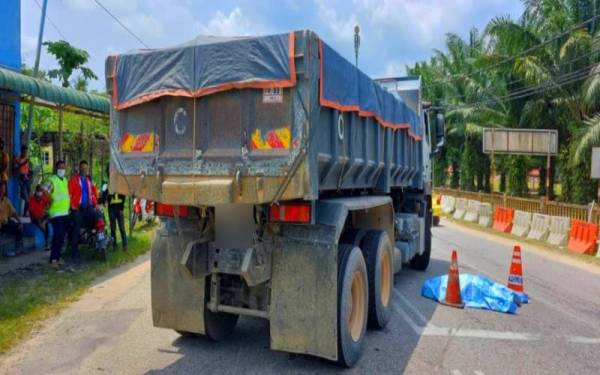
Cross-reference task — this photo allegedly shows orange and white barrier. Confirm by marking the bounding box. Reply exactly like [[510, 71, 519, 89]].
[[453, 198, 467, 220], [463, 200, 480, 222], [492, 207, 514, 233], [567, 220, 598, 256], [510, 210, 532, 237]]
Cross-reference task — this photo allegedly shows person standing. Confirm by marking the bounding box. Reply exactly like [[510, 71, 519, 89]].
[[107, 192, 127, 251], [0, 181, 23, 256], [29, 184, 51, 251], [14, 145, 32, 215], [46, 160, 70, 267], [0, 137, 9, 183], [68, 160, 98, 260]]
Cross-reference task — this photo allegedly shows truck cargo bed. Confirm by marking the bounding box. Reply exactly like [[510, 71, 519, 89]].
[[106, 30, 428, 205]]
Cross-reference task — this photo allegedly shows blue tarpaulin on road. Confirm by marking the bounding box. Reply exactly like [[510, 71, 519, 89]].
[[421, 273, 528, 314]]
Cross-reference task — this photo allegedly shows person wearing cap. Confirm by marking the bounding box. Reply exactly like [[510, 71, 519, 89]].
[[46, 160, 70, 267], [68, 160, 98, 260], [29, 184, 51, 251], [0, 181, 23, 256], [0, 137, 9, 183], [14, 145, 32, 214]]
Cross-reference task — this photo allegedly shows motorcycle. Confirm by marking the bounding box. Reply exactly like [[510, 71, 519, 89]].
[[79, 207, 111, 260], [130, 198, 156, 229]]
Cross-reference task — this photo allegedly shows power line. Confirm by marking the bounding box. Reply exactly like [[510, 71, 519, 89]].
[[435, 49, 600, 103], [92, 0, 150, 49], [442, 64, 599, 110], [32, 0, 67, 40], [423, 14, 600, 90]]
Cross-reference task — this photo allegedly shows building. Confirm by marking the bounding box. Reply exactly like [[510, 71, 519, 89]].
[[0, 0, 22, 205]]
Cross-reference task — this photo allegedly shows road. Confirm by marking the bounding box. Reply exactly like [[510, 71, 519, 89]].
[[2, 218, 600, 374]]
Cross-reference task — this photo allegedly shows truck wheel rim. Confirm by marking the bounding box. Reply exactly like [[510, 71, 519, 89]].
[[380, 251, 392, 307], [349, 269, 366, 342]]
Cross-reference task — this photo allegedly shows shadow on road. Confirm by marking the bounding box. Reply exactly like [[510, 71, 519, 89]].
[[145, 257, 449, 374]]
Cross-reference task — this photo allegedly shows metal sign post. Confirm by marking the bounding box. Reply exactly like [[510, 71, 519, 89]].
[[590, 147, 600, 208], [483, 128, 558, 199]]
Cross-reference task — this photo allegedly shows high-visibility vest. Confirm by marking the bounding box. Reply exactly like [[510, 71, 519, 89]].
[[111, 194, 124, 204], [47, 175, 69, 217]]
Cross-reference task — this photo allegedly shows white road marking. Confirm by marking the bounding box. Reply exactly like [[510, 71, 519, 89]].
[[393, 289, 429, 325], [393, 288, 600, 344], [567, 336, 600, 344], [474, 371, 486, 375], [450, 370, 463, 375]]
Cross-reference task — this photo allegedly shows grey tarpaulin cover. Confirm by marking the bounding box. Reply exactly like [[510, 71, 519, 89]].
[[109, 30, 422, 142], [111, 32, 296, 110]]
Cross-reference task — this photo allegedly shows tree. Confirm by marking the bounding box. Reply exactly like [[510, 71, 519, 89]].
[[43, 40, 97, 88], [408, 1, 600, 203]]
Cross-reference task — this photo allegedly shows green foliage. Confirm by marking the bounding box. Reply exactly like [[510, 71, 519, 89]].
[[408, 0, 600, 203], [0, 228, 154, 354], [43, 40, 97, 88], [506, 156, 530, 195]]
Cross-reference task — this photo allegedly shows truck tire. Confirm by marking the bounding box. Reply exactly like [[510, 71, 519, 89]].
[[174, 308, 238, 341], [203, 308, 239, 341], [339, 229, 367, 247], [409, 208, 432, 271], [337, 245, 368, 367], [361, 231, 393, 329]]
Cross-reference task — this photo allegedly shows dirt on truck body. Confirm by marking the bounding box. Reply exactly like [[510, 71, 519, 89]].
[[106, 29, 445, 367]]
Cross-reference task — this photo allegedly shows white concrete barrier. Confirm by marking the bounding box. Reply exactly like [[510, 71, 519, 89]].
[[478, 203, 492, 227], [441, 195, 456, 214], [463, 200, 481, 222], [546, 216, 570, 247], [510, 210, 532, 237], [526, 213, 551, 241], [453, 198, 467, 220]]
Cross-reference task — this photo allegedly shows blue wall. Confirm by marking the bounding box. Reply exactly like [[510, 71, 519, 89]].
[[0, 0, 22, 206]]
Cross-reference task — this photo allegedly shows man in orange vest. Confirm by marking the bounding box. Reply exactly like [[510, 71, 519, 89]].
[[68, 160, 98, 260]]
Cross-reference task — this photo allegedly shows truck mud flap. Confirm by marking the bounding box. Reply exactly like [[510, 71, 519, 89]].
[[269, 224, 338, 361], [151, 219, 208, 334]]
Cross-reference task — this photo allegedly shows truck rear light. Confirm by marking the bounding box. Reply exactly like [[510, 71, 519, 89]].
[[155, 203, 189, 218], [270, 203, 311, 223]]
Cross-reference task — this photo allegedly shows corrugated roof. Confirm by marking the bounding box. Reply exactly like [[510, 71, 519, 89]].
[[0, 67, 110, 114]]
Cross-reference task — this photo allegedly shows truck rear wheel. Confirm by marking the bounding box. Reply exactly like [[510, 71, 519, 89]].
[[174, 308, 238, 341], [337, 245, 368, 367], [204, 308, 239, 341], [339, 229, 367, 247], [361, 231, 393, 329]]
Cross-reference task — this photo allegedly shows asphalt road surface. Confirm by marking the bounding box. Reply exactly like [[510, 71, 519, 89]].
[[2, 218, 600, 374]]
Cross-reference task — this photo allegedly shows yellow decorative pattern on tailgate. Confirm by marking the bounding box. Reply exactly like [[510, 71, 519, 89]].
[[120, 132, 156, 153], [251, 127, 291, 150]]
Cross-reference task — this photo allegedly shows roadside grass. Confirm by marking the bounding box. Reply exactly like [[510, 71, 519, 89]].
[[0, 224, 155, 355], [440, 215, 600, 267]]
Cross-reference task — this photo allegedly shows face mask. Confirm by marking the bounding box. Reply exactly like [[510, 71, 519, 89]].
[[57, 169, 66, 178], [35, 191, 42, 198]]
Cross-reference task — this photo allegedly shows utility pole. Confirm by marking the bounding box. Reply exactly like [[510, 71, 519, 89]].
[[25, 0, 48, 147], [354, 25, 361, 67]]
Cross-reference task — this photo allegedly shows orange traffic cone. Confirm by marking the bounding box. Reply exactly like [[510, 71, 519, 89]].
[[507, 245, 525, 293], [441, 249, 464, 308]]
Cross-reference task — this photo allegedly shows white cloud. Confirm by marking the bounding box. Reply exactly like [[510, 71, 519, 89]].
[[315, 0, 359, 41], [196, 7, 258, 36], [121, 13, 164, 40], [383, 60, 406, 77]]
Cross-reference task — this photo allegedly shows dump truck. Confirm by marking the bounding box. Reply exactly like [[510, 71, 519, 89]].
[[105, 30, 444, 367]]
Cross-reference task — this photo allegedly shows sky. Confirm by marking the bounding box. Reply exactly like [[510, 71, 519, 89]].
[[20, 0, 524, 91]]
